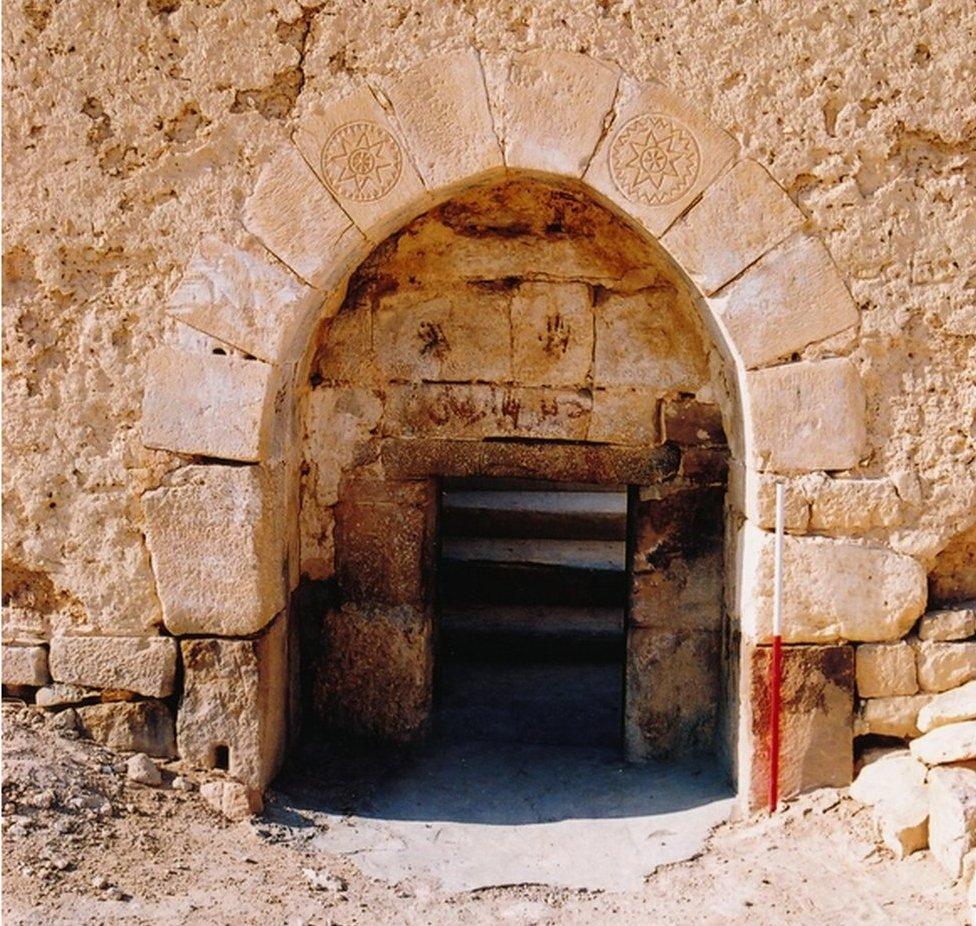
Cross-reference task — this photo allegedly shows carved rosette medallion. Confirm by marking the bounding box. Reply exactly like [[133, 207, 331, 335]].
[[321, 121, 403, 202], [609, 113, 701, 206]]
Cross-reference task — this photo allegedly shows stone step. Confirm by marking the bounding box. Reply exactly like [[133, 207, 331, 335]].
[[441, 490, 627, 540], [441, 537, 626, 571]]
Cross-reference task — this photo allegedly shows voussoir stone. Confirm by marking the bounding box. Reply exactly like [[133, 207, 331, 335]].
[[1, 644, 49, 687], [142, 465, 286, 637], [661, 159, 804, 295], [919, 605, 976, 642], [49, 636, 177, 698], [929, 764, 976, 879], [911, 721, 976, 766], [737, 523, 927, 643], [919, 681, 976, 733], [855, 642, 918, 697], [382, 49, 503, 193], [75, 700, 176, 758], [916, 640, 976, 693], [745, 358, 867, 473], [141, 347, 275, 463]]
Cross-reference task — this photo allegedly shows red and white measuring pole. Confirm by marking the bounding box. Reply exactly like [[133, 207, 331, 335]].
[[769, 482, 785, 813]]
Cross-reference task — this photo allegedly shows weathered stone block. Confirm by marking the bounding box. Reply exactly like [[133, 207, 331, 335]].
[[49, 636, 177, 698], [142, 464, 286, 637], [169, 236, 319, 364], [736, 523, 927, 643], [855, 642, 918, 697], [334, 477, 436, 606], [661, 397, 725, 446], [294, 86, 428, 241], [680, 447, 729, 484], [314, 602, 432, 741], [177, 615, 288, 791], [625, 627, 719, 760], [585, 77, 738, 237], [920, 606, 976, 642], [630, 484, 724, 571], [243, 144, 365, 289], [708, 233, 859, 369], [511, 282, 593, 386], [588, 388, 660, 445], [916, 640, 976, 692], [383, 383, 592, 441], [594, 289, 708, 392], [374, 292, 511, 382], [929, 764, 976, 878], [382, 49, 503, 193], [911, 721, 976, 765], [855, 694, 933, 739], [875, 786, 929, 859], [745, 358, 866, 473], [919, 681, 976, 733], [661, 159, 805, 294], [492, 49, 619, 176], [727, 464, 811, 532], [849, 748, 927, 805], [2, 643, 49, 686], [807, 476, 903, 534], [742, 643, 853, 810], [629, 551, 723, 632], [75, 700, 176, 757], [141, 348, 275, 463], [315, 308, 376, 384]]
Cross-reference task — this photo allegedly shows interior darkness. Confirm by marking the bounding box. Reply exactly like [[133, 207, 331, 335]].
[[433, 477, 628, 749]]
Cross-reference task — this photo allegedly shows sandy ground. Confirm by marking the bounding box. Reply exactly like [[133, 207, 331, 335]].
[[1, 701, 968, 926]]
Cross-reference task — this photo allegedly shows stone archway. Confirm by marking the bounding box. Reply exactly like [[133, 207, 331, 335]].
[[138, 48, 926, 810]]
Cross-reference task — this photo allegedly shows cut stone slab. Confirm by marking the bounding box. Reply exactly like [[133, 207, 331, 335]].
[[743, 643, 853, 810], [875, 785, 929, 859], [849, 748, 927, 805], [49, 636, 177, 698], [588, 388, 661, 445], [142, 464, 286, 637], [243, 144, 365, 289], [177, 615, 287, 791], [919, 606, 976, 642], [75, 700, 176, 758], [35, 683, 96, 708], [141, 347, 275, 463], [294, 86, 428, 241], [916, 640, 976, 692], [855, 694, 934, 739], [585, 76, 738, 237], [807, 477, 904, 535], [169, 236, 320, 364], [707, 233, 858, 369], [736, 523, 927, 643], [661, 398, 726, 446], [382, 49, 502, 193], [919, 681, 976, 733], [511, 282, 593, 386], [493, 49, 619, 177], [661, 159, 804, 295], [928, 764, 976, 879], [856, 642, 918, 697], [1, 644, 49, 687], [745, 358, 867, 473], [911, 721, 976, 765]]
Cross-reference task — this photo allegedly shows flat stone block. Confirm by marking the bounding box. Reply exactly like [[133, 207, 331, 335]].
[[920, 606, 976, 642], [629, 551, 723, 632], [916, 640, 976, 693], [727, 464, 811, 532], [511, 282, 593, 386], [631, 484, 724, 570], [243, 144, 365, 289], [315, 307, 376, 384], [49, 636, 177, 698], [382, 49, 503, 193], [585, 77, 738, 237], [919, 681, 976, 733], [294, 86, 428, 241], [850, 748, 927, 805], [745, 358, 867, 473], [708, 233, 858, 369], [2, 644, 49, 687], [737, 523, 926, 643], [661, 159, 805, 295], [911, 721, 976, 766], [177, 615, 288, 791], [493, 49, 618, 176], [142, 464, 286, 636], [383, 383, 592, 441], [855, 694, 933, 739], [807, 476, 903, 534], [76, 700, 176, 758], [314, 602, 432, 742], [855, 642, 918, 697], [588, 388, 660, 445], [743, 643, 853, 810], [661, 397, 725, 446], [141, 347, 274, 463], [170, 236, 320, 364], [625, 627, 720, 760]]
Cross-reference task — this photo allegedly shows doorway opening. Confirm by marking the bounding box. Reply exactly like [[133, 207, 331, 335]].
[[434, 478, 628, 749]]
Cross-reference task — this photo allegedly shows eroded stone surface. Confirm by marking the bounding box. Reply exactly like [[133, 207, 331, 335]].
[[855, 694, 933, 739], [919, 681, 976, 733], [49, 636, 177, 698], [1, 644, 49, 687], [920, 606, 976, 642], [855, 642, 918, 698], [929, 764, 976, 879], [916, 640, 976, 693], [911, 721, 976, 765], [849, 748, 927, 805], [75, 700, 175, 758]]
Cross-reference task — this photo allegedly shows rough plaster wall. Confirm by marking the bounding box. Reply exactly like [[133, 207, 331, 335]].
[[3, 0, 975, 635]]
